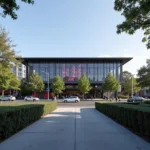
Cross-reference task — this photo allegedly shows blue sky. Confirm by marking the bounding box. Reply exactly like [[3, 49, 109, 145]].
[[1, 0, 149, 74]]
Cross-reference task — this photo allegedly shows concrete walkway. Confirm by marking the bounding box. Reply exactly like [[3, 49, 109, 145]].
[[0, 107, 150, 150]]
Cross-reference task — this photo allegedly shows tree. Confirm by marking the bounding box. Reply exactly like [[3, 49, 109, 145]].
[[122, 71, 132, 82], [20, 78, 31, 96], [137, 59, 150, 87], [121, 71, 132, 94], [114, 0, 150, 49], [0, 26, 20, 68], [51, 76, 65, 96], [122, 77, 141, 96], [0, 0, 34, 19], [9, 73, 20, 95], [103, 73, 119, 99], [27, 73, 44, 96], [78, 74, 92, 99], [0, 64, 20, 96], [0, 64, 11, 96]]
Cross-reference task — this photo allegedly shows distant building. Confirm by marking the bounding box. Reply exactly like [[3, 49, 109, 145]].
[[11, 64, 26, 80], [22, 57, 132, 98]]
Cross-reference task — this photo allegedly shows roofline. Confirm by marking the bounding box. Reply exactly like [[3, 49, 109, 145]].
[[21, 57, 133, 65]]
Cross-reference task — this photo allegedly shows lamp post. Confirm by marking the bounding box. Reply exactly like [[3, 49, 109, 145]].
[[43, 71, 50, 100], [131, 75, 133, 97], [131, 74, 136, 97]]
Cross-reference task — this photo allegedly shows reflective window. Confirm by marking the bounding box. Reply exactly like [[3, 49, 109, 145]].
[[27, 61, 121, 83]]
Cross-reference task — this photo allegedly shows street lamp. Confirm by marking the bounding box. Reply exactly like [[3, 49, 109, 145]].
[[42, 71, 50, 100]]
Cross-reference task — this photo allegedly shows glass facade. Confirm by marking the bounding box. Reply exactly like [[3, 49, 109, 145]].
[[27, 61, 122, 83]]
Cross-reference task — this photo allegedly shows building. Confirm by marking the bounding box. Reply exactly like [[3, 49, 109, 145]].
[[23, 57, 132, 98], [11, 64, 26, 80]]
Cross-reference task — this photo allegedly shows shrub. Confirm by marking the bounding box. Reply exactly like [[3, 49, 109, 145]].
[[143, 100, 150, 104], [95, 102, 150, 139], [0, 102, 57, 140], [118, 95, 129, 99]]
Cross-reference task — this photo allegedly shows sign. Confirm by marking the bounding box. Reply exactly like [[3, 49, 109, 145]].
[[45, 88, 50, 92]]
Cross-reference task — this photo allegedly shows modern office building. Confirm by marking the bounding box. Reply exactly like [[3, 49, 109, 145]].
[[23, 57, 132, 98]]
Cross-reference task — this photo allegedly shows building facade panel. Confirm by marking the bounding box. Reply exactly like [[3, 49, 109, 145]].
[[23, 57, 132, 84]]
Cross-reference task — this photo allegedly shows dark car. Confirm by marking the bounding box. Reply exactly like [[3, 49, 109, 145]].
[[16, 95, 24, 100]]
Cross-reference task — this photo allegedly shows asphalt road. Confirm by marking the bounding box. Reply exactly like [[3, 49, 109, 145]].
[[0, 99, 127, 109]]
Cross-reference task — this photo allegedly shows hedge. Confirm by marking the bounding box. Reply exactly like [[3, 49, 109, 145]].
[[95, 102, 150, 139], [118, 95, 129, 99], [0, 102, 57, 140], [144, 100, 150, 104]]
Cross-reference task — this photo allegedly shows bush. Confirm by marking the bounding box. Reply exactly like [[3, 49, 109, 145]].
[[118, 95, 129, 99], [143, 100, 150, 104], [95, 102, 150, 139], [0, 102, 57, 140]]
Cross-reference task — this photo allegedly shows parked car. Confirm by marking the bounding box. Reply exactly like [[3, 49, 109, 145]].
[[0, 95, 16, 101], [127, 96, 145, 102], [24, 96, 40, 101], [16, 95, 24, 100], [63, 96, 80, 103]]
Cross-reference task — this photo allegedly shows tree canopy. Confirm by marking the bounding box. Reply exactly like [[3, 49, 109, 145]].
[[137, 59, 150, 87], [0, 26, 20, 68], [9, 73, 20, 91], [27, 73, 44, 94], [78, 74, 92, 96], [51, 76, 65, 95], [0, 64, 11, 95], [122, 77, 141, 95], [0, 64, 20, 96], [114, 0, 150, 49], [0, 0, 34, 19], [103, 73, 119, 93], [121, 71, 140, 95], [20, 78, 31, 95], [122, 71, 132, 82]]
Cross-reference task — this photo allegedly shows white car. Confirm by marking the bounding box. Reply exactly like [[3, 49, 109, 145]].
[[0, 95, 16, 101], [127, 96, 145, 102], [63, 96, 80, 103], [24, 96, 40, 101]]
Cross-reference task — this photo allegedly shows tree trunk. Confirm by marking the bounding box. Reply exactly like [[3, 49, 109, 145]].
[[107, 92, 109, 101], [9, 90, 11, 95], [83, 94, 84, 100], [2, 90, 5, 96]]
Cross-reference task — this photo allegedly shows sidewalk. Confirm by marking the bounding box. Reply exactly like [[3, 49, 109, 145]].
[[0, 107, 150, 150]]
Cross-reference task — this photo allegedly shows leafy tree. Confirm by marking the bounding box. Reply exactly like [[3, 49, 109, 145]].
[[78, 74, 92, 99], [121, 71, 132, 94], [27, 73, 44, 96], [0, 64, 11, 96], [20, 78, 31, 96], [122, 77, 141, 96], [114, 0, 150, 49], [0, 0, 34, 19], [51, 76, 65, 96], [9, 73, 20, 94], [122, 71, 132, 82], [103, 73, 119, 99], [137, 59, 150, 87], [0, 26, 20, 68]]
